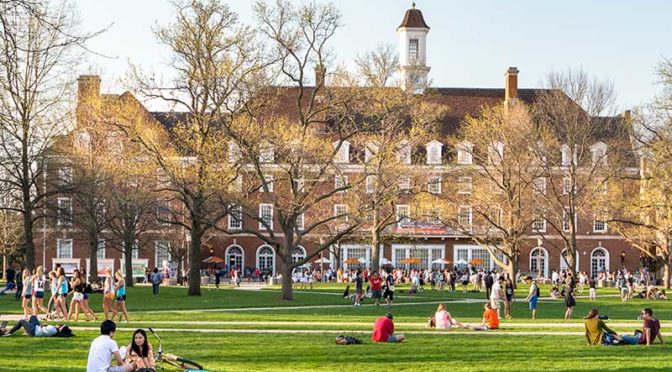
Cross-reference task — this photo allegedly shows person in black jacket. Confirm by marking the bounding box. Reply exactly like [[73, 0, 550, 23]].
[[484, 272, 494, 299]]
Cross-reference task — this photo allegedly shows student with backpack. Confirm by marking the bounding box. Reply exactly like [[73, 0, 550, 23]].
[[524, 276, 540, 320]]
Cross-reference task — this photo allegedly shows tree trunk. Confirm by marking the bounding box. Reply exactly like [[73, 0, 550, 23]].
[[124, 236, 134, 287], [88, 231, 99, 283], [188, 227, 203, 296], [370, 227, 380, 273], [23, 211, 35, 270], [506, 253, 519, 289], [280, 253, 294, 301], [663, 255, 671, 290]]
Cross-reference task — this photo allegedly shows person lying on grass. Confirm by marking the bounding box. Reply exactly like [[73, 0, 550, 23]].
[[0, 315, 66, 337], [584, 308, 618, 346], [372, 313, 405, 343], [472, 303, 499, 331]]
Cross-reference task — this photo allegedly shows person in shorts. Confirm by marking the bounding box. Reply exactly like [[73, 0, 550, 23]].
[[371, 313, 405, 343], [369, 271, 383, 306], [489, 276, 503, 319], [384, 270, 395, 307], [524, 276, 539, 320]]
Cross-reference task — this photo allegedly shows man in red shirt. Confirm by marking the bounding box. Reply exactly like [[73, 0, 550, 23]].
[[372, 313, 405, 342], [369, 271, 383, 306]]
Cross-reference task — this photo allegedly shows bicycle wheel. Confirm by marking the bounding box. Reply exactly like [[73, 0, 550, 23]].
[[163, 355, 204, 370]]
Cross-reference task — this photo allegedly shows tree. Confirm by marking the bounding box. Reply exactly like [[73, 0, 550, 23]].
[[0, 0, 100, 269], [531, 69, 630, 277], [126, 0, 266, 295], [421, 103, 543, 284], [0, 209, 22, 277]]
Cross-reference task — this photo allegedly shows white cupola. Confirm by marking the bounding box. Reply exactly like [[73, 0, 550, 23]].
[[397, 2, 430, 94]]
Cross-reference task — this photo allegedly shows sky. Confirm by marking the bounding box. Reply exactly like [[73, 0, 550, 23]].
[[74, 0, 672, 112]]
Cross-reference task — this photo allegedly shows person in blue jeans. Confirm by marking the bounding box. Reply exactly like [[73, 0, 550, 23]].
[[150, 267, 162, 296], [1, 315, 63, 337]]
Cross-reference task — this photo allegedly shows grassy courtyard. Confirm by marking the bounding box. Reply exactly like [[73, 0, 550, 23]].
[[0, 283, 670, 371]]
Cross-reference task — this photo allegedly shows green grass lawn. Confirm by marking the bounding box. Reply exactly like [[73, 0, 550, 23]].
[[1, 283, 671, 371]]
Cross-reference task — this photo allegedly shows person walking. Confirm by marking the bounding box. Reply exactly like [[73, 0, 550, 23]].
[[484, 272, 494, 299], [504, 277, 514, 320], [31, 266, 49, 316], [564, 284, 576, 320], [103, 268, 117, 320], [354, 271, 364, 307], [384, 270, 396, 308], [112, 270, 130, 323], [369, 271, 383, 306], [20, 268, 33, 319], [489, 276, 503, 319], [150, 268, 162, 296]]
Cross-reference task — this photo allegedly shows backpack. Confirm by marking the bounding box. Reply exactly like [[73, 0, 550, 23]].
[[55, 325, 73, 337], [335, 335, 362, 345]]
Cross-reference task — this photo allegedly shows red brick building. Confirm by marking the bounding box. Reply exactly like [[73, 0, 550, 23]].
[[38, 5, 639, 280]]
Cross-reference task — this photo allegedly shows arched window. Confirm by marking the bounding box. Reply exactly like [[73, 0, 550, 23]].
[[292, 246, 307, 264], [256, 245, 275, 276], [529, 247, 548, 278], [226, 245, 244, 273], [591, 248, 609, 277]]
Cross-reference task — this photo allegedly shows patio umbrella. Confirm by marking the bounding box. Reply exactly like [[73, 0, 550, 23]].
[[400, 258, 421, 264], [455, 259, 468, 265], [314, 257, 331, 264], [380, 258, 392, 265], [344, 257, 362, 265], [469, 259, 484, 265], [202, 256, 224, 264], [431, 258, 452, 264]]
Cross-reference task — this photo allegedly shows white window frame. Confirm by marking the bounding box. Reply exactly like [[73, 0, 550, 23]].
[[561, 144, 577, 167], [364, 141, 379, 163], [562, 177, 572, 195], [457, 141, 473, 165], [56, 239, 73, 259], [562, 209, 577, 232], [228, 141, 240, 163], [590, 142, 608, 166], [97, 239, 106, 260], [398, 175, 411, 192], [426, 141, 443, 165], [57, 197, 73, 226], [259, 203, 274, 230], [458, 206, 473, 230], [397, 143, 412, 164], [259, 143, 274, 163], [532, 208, 546, 233], [228, 204, 243, 230], [261, 174, 274, 193], [333, 140, 350, 164], [409, 38, 419, 62], [488, 141, 504, 165], [334, 175, 348, 193], [58, 167, 73, 186], [334, 204, 349, 223], [396, 204, 410, 227], [296, 213, 305, 230], [365, 175, 376, 194], [593, 212, 608, 233], [155, 240, 171, 268], [458, 176, 472, 195], [533, 177, 546, 195], [427, 176, 442, 194]]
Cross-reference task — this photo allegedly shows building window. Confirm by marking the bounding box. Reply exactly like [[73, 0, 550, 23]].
[[590, 248, 609, 277], [533, 177, 546, 195], [457, 142, 473, 165], [77, 131, 91, 151], [296, 213, 305, 230], [562, 177, 572, 195], [334, 140, 350, 164], [488, 141, 504, 165], [56, 239, 73, 259], [408, 39, 419, 61], [155, 241, 171, 268], [426, 141, 442, 165], [228, 142, 240, 163], [97, 239, 106, 260], [458, 176, 472, 195], [292, 246, 307, 264], [259, 143, 274, 163], [123, 241, 139, 260], [230, 175, 242, 193], [156, 198, 171, 225], [593, 211, 608, 233], [57, 198, 73, 226], [561, 144, 576, 166], [398, 176, 411, 192], [396, 205, 410, 227], [226, 245, 244, 271], [397, 143, 412, 164], [334, 204, 349, 222], [261, 174, 274, 192], [228, 204, 243, 230], [562, 209, 571, 232], [365, 175, 376, 194], [590, 142, 608, 166], [58, 167, 73, 187], [156, 169, 170, 189], [489, 206, 502, 226], [259, 204, 273, 230], [334, 175, 348, 193], [427, 176, 442, 194], [458, 206, 472, 230], [532, 208, 546, 232], [257, 245, 275, 275], [529, 247, 548, 278]]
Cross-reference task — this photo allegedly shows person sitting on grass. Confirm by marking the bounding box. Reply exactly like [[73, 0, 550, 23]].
[[473, 303, 499, 331], [584, 308, 618, 345], [123, 329, 156, 371], [432, 304, 469, 329], [0, 315, 66, 337], [372, 313, 405, 343], [621, 308, 664, 346], [87, 320, 136, 372]]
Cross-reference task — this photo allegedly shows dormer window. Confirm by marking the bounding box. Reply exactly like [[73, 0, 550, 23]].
[[457, 141, 473, 165], [590, 142, 608, 166], [77, 131, 91, 151], [364, 141, 380, 163], [333, 140, 350, 164], [561, 144, 576, 167], [228, 142, 240, 163], [425, 140, 443, 165], [259, 142, 274, 164], [409, 39, 419, 62], [396, 141, 412, 164], [488, 141, 504, 165]]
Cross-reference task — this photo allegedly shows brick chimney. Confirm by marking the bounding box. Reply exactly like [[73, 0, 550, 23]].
[[77, 75, 101, 128], [504, 67, 519, 102], [314, 65, 325, 88]]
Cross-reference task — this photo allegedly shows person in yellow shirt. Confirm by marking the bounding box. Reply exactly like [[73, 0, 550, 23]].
[[584, 308, 618, 345]]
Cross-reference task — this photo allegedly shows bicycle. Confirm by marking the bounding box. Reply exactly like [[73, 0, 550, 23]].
[[146, 327, 206, 371]]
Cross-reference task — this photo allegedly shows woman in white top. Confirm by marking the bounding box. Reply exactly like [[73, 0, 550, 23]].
[[102, 267, 117, 320], [31, 266, 49, 316]]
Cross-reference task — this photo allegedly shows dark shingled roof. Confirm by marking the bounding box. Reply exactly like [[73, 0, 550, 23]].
[[398, 6, 430, 30]]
